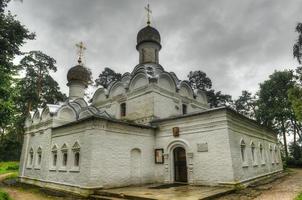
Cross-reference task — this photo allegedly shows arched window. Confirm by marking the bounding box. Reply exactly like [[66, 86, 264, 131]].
[[275, 146, 279, 164], [182, 104, 187, 115], [240, 140, 246, 162], [251, 142, 255, 163], [61, 144, 68, 167], [269, 145, 274, 164], [120, 103, 126, 117], [37, 147, 42, 166], [72, 141, 81, 167], [259, 143, 264, 164], [74, 152, 80, 167], [52, 145, 58, 167], [28, 148, 34, 166]]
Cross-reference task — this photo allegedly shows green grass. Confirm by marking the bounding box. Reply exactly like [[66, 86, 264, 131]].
[[295, 192, 302, 200], [0, 162, 19, 175], [0, 189, 12, 200]]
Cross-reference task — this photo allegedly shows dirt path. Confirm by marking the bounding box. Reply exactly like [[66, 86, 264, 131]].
[[216, 168, 302, 200], [254, 168, 302, 200]]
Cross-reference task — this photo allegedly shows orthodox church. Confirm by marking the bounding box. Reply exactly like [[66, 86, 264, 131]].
[[19, 9, 283, 197]]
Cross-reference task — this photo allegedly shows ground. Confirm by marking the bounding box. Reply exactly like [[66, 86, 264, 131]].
[[0, 168, 302, 200], [215, 168, 302, 200]]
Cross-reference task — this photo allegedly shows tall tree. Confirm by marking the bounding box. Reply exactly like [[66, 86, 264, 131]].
[[0, 0, 34, 136], [95, 67, 122, 88], [256, 70, 297, 158], [187, 70, 232, 107], [234, 90, 256, 119], [293, 23, 302, 64], [16, 51, 66, 114]]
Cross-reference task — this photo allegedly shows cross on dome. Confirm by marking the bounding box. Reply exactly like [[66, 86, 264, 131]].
[[145, 4, 152, 25], [76, 41, 86, 64]]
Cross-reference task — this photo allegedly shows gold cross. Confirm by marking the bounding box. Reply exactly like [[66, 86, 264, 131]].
[[76, 41, 86, 64], [145, 4, 152, 25]]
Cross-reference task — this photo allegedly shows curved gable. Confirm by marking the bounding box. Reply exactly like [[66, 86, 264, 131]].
[[129, 72, 148, 91], [32, 110, 40, 124], [92, 88, 107, 104], [158, 73, 177, 92], [56, 105, 77, 121], [179, 81, 194, 98], [109, 82, 126, 97]]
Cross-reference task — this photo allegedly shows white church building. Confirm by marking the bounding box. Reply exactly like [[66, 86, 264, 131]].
[[19, 16, 283, 197]]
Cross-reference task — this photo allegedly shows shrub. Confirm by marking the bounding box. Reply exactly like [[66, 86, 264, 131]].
[[0, 190, 11, 200], [286, 157, 302, 168], [295, 192, 302, 200]]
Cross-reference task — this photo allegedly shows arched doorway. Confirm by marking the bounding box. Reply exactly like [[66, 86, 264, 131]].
[[173, 147, 187, 182]]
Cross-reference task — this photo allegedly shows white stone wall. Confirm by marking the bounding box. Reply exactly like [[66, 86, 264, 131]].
[[154, 110, 235, 185], [87, 121, 155, 188], [226, 112, 283, 183]]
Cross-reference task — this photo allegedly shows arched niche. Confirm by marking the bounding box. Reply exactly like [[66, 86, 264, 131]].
[[130, 148, 142, 185], [109, 82, 126, 97], [179, 81, 194, 98], [158, 73, 177, 92], [32, 110, 40, 125], [56, 105, 77, 121], [129, 73, 148, 91]]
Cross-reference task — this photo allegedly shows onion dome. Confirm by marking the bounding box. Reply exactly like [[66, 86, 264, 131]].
[[67, 64, 91, 86], [136, 25, 161, 48]]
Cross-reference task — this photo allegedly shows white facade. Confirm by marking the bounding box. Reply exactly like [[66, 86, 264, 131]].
[[19, 23, 283, 197]]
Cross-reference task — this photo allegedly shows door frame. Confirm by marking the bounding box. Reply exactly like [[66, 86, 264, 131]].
[[173, 146, 188, 182]]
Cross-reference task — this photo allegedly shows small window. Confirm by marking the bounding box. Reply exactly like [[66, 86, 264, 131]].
[[259, 144, 264, 163], [63, 152, 68, 166], [53, 152, 57, 166], [29, 148, 34, 165], [120, 103, 126, 117], [251, 142, 255, 162], [240, 140, 246, 162], [74, 152, 80, 167], [182, 104, 187, 115], [37, 147, 42, 166]]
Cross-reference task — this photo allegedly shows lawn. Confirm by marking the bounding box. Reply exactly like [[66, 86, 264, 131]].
[[296, 192, 302, 200], [0, 162, 19, 175]]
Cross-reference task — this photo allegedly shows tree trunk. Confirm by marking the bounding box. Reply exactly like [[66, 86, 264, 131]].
[[282, 122, 288, 158]]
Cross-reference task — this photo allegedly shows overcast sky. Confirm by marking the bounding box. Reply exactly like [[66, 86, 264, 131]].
[[8, 0, 302, 98]]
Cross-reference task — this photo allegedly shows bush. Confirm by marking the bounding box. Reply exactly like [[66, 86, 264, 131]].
[[286, 157, 302, 168], [0, 190, 11, 200], [0, 162, 19, 174]]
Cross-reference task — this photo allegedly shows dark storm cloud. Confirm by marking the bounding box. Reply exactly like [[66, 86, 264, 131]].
[[8, 0, 302, 97]]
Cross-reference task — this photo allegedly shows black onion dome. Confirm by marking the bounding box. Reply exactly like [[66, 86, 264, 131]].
[[67, 64, 91, 86], [136, 25, 161, 48]]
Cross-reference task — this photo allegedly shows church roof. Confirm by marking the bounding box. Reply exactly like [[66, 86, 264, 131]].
[[137, 25, 161, 48], [67, 64, 91, 86]]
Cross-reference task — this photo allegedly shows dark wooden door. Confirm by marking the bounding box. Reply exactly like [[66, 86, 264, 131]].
[[173, 147, 187, 182]]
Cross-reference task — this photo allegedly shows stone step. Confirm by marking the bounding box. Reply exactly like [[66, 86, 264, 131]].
[[93, 191, 156, 200], [90, 194, 127, 200]]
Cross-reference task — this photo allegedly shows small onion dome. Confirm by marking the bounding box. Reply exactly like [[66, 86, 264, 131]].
[[136, 25, 161, 49], [67, 64, 91, 86]]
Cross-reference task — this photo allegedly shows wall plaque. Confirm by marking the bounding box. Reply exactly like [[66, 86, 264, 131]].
[[172, 127, 179, 137], [155, 149, 164, 164], [197, 143, 208, 152]]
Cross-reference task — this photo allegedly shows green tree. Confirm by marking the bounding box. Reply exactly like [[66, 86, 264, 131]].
[[234, 90, 256, 119], [95, 67, 122, 88], [0, 0, 34, 136], [187, 70, 232, 107], [256, 70, 298, 158], [293, 23, 302, 64]]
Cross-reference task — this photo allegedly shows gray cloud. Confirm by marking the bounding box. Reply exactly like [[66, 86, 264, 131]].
[[8, 0, 302, 98]]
